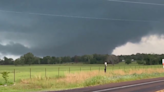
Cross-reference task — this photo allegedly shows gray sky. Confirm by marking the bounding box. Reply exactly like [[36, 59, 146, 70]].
[[0, 0, 164, 58]]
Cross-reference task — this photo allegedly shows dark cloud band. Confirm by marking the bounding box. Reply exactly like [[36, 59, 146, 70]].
[[0, 0, 164, 57]]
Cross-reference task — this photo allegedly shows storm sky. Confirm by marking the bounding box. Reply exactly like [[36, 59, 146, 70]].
[[0, 0, 164, 59]]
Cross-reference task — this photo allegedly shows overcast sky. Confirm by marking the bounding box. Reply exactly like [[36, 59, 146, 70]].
[[0, 0, 164, 59]]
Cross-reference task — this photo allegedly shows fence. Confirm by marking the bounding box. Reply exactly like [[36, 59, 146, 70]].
[[0, 65, 162, 83]]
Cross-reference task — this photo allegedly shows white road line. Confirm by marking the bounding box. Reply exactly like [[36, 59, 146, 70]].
[[92, 79, 164, 92]]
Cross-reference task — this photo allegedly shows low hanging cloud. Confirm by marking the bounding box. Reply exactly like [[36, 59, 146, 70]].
[[0, 53, 20, 60], [112, 34, 164, 55]]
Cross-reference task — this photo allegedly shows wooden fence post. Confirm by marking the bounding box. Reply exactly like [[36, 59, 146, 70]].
[[30, 68, 31, 79], [45, 68, 46, 78], [58, 67, 60, 76], [14, 69, 15, 82]]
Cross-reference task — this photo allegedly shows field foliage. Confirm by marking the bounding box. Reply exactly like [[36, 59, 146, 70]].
[[0, 62, 163, 92]]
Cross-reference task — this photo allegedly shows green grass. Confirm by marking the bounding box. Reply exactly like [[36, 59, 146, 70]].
[[0, 62, 163, 92], [0, 64, 105, 82]]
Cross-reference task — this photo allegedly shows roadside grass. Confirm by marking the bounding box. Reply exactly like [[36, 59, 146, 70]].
[[1, 68, 164, 92], [0, 62, 163, 92]]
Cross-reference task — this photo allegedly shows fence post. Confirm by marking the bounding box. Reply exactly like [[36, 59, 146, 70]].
[[90, 66, 91, 71], [30, 68, 31, 79], [45, 68, 46, 78], [69, 67, 70, 73], [58, 67, 60, 76], [80, 67, 81, 71], [99, 67, 100, 72], [14, 69, 15, 82]]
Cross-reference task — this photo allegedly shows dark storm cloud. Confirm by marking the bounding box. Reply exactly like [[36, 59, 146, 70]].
[[0, 0, 164, 57], [0, 42, 29, 55]]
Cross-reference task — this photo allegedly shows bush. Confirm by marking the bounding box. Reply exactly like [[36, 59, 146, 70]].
[[125, 59, 131, 65], [1, 71, 10, 84], [137, 60, 146, 65]]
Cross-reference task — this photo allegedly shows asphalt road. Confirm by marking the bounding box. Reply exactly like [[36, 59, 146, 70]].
[[47, 77, 164, 92]]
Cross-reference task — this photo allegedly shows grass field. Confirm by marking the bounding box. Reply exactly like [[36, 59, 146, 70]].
[[0, 62, 163, 92]]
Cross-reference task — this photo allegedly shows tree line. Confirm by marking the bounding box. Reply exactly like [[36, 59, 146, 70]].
[[119, 53, 164, 65], [0, 52, 163, 65]]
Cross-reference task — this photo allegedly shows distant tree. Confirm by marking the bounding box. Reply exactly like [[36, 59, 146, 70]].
[[8, 58, 14, 65], [19, 56, 25, 66], [0, 59, 3, 65], [23, 52, 35, 65], [81, 55, 89, 64], [90, 58, 97, 64], [50, 56, 56, 64], [33, 57, 41, 64], [87, 55, 93, 64], [125, 59, 131, 65], [74, 56, 78, 63], [106, 55, 119, 65], [56, 57, 62, 64], [137, 60, 145, 65], [1, 52, 164, 65], [14, 58, 21, 66], [3, 57, 13, 65]]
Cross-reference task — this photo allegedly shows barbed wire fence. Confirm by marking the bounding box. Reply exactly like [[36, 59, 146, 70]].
[[8, 65, 162, 83]]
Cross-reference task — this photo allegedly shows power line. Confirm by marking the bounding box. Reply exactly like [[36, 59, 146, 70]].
[[108, 0, 164, 6], [0, 9, 156, 23]]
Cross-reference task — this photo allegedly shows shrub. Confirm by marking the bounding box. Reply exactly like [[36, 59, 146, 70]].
[[1, 71, 10, 84], [137, 60, 146, 65], [125, 59, 131, 65]]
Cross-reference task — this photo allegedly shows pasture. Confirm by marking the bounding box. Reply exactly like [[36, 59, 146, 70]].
[[0, 62, 163, 92]]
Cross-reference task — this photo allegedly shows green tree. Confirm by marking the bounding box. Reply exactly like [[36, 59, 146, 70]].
[[125, 59, 131, 65], [3, 57, 14, 65], [137, 60, 145, 65], [23, 52, 35, 65], [56, 57, 62, 64], [14, 58, 21, 66], [20, 56, 25, 66], [33, 57, 41, 64], [106, 55, 119, 65]]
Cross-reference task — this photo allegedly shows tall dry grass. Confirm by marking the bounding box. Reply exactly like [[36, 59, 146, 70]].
[[156, 89, 164, 92], [58, 68, 164, 84]]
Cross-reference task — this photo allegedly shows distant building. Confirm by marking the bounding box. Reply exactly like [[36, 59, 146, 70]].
[[131, 59, 134, 61]]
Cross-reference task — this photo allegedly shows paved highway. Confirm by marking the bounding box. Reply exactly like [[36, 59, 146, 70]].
[[48, 77, 164, 92], [92, 80, 164, 92]]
